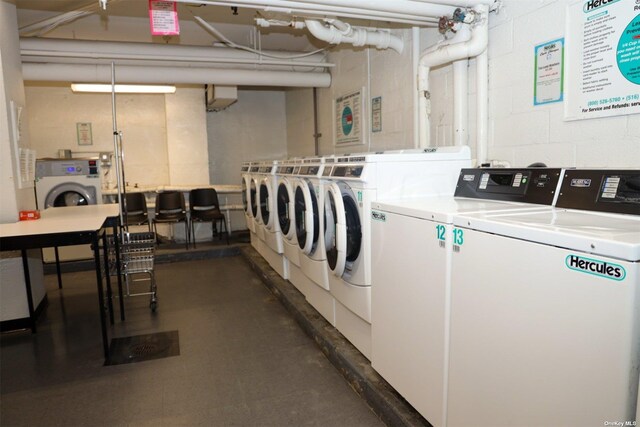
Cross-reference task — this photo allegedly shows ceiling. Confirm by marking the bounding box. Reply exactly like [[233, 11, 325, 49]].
[[15, 0, 321, 51]]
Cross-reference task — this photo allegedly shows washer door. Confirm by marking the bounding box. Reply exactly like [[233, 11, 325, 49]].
[[260, 177, 273, 230], [242, 175, 250, 215], [324, 182, 362, 277], [294, 179, 318, 255], [277, 179, 294, 239], [250, 177, 259, 221], [45, 183, 97, 208]]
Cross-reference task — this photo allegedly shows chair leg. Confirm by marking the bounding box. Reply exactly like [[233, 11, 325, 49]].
[[191, 220, 196, 249], [185, 220, 189, 250], [153, 221, 158, 244], [223, 218, 229, 245]]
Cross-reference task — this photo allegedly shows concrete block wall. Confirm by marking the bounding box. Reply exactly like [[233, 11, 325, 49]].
[[286, 0, 639, 168]]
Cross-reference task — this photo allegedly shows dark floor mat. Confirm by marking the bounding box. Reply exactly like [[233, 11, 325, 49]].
[[106, 330, 180, 366]]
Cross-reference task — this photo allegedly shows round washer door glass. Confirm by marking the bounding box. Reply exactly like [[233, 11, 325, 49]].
[[343, 194, 362, 263], [277, 183, 291, 235], [242, 177, 248, 213], [250, 179, 258, 218], [294, 181, 319, 253], [259, 182, 270, 225], [53, 191, 89, 207], [324, 188, 340, 271]]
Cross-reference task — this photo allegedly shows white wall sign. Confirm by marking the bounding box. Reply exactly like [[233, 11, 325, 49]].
[[76, 122, 93, 146], [148, 0, 180, 36], [335, 89, 364, 146], [371, 96, 382, 132], [565, 0, 640, 120], [534, 38, 564, 105]]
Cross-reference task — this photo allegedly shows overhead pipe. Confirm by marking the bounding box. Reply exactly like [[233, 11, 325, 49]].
[[20, 38, 332, 71], [452, 59, 468, 146], [22, 63, 331, 87], [172, 0, 454, 25], [418, 4, 488, 149], [476, 49, 488, 165], [305, 19, 403, 54]]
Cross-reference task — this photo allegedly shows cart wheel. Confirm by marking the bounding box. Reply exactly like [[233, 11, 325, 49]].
[[150, 300, 158, 313]]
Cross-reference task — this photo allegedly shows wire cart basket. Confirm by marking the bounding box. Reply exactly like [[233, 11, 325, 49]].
[[106, 231, 158, 312]]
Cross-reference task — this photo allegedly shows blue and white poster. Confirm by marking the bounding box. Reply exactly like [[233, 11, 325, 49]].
[[565, 0, 640, 120], [335, 90, 363, 145]]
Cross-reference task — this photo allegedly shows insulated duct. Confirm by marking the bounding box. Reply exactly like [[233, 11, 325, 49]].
[[21, 63, 330, 87]]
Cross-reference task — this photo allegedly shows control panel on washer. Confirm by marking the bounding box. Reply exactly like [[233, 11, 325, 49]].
[[36, 159, 99, 178]]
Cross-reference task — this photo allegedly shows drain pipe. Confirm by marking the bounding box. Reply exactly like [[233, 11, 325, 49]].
[[453, 59, 468, 146], [313, 87, 320, 155], [418, 4, 488, 148], [305, 19, 404, 54]]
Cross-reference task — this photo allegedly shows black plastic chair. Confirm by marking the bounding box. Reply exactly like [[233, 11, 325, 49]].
[[189, 188, 228, 247], [153, 191, 189, 249], [124, 192, 152, 232]]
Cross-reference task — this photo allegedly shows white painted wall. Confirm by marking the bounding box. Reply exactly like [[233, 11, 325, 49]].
[[286, 0, 639, 168], [207, 89, 287, 230], [286, 88, 315, 157]]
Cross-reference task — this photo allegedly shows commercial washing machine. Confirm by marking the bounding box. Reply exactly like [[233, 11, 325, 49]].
[[370, 167, 564, 427], [241, 161, 254, 233], [446, 169, 640, 427], [35, 158, 102, 262], [294, 156, 335, 325], [322, 147, 471, 359]]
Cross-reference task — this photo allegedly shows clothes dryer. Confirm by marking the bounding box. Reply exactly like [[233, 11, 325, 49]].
[[294, 156, 335, 324], [446, 169, 640, 427], [35, 158, 103, 262], [370, 168, 564, 427], [245, 162, 260, 250], [276, 158, 314, 295], [256, 160, 288, 278], [322, 147, 471, 359], [241, 161, 254, 234]]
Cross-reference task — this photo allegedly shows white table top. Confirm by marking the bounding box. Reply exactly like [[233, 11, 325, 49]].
[[102, 184, 242, 195], [0, 204, 120, 238]]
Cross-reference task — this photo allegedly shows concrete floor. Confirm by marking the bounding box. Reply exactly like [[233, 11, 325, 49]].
[[0, 256, 385, 426]]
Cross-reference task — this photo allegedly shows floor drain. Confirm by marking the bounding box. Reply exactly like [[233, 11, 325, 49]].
[[107, 330, 180, 366]]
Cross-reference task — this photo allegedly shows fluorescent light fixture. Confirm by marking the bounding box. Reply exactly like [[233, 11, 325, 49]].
[[71, 83, 176, 94]]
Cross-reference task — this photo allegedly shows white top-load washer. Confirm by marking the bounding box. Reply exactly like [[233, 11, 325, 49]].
[[293, 156, 336, 324], [370, 167, 564, 427], [322, 147, 471, 359], [446, 169, 640, 427], [35, 158, 103, 262]]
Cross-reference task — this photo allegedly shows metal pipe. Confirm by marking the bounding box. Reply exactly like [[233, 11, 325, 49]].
[[110, 63, 124, 230], [313, 87, 319, 155], [22, 63, 331, 87]]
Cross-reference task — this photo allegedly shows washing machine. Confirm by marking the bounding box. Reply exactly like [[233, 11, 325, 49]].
[[35, 158, 102, 262], [294, 156, 335, 324], [446, 169, 640, 427], [241, 161, 254, 234], [257, 159, 288, 278], [322, 147, 471, 359], [370, 168, 564, 427], [275, 158, 315, 296]]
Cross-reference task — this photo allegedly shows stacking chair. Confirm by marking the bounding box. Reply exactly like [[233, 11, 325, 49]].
[[123, 192, 152, 232], [189, 188, 229, 247], [153, 191, 189, 249]]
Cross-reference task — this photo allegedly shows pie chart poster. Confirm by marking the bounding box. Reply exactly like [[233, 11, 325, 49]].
[[335, 90, 363, 146], [565, 0, 640, 120]]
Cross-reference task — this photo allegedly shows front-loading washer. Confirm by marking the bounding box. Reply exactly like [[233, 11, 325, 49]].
[[294, 156, 335, 325], [241, 161, 255, 235], [446, 169, 640, 427], [370, 168, 564, 427], [258, 159, 288, 279], [322, 147, 471, 359], [35, 158, 103, 262]]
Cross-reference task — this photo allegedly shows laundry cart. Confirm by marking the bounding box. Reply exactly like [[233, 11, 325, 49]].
[[106, 231, 158, 312]]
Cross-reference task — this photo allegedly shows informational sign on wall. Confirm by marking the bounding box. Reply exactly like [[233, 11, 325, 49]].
[[371, 96, 382, 132], [148, 0, 180, 36], [335, 90, 363, 146], [564, 0, 640, 120], [534, 38, 564, 105], [76, 122, 93, 146]]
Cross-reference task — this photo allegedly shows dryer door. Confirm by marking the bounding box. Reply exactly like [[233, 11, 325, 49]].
[[294, 179, 318, 255], [250, 177, 259, 222], [242, 175, 250, 216], [45, 183, 97, 208], [324, 182, 347, 276], [277, 179, 294, 240], [260, 177, 274, 230]]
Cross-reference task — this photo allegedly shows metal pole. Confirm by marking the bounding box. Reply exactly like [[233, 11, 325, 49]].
[[110, 62, 125, 230]]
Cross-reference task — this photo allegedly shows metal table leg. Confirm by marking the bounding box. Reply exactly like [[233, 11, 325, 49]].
[[54, 247, 62, 289], [21, 250, 36, 333]]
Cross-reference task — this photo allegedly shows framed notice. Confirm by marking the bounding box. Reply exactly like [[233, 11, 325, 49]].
[[76, 122, 93, 146], [335, 89, 364, 146], [371, 96, 382, 132], [564, 0, 640, 120], [534, 38, 564, 105], [148, 0, 180, 36]]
